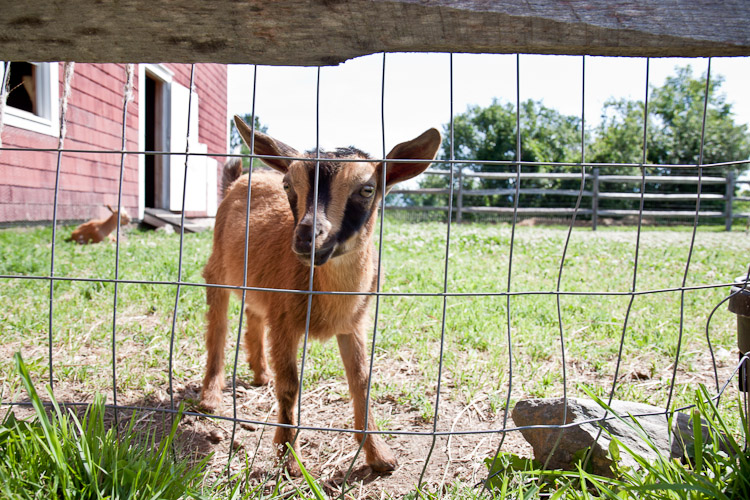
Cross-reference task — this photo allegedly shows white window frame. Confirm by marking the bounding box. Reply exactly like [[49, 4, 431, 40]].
[[1, 62, 60, 137]]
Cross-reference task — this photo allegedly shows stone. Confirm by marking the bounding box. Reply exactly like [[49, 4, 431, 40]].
[[155, 224, 175, 234], [239, 421, 257, 431], [207, 429, 225, 444], [511, 398, 698, 476]]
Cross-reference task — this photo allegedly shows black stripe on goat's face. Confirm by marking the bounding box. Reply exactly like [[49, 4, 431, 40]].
[[283, 149, 379, 266]]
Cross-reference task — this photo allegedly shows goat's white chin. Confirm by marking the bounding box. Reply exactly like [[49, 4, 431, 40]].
[[294, 244, 337, 267]]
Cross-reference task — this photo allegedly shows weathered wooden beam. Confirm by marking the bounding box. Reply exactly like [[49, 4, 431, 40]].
[[464, 207, 595, 215], [1, 1, 749, 65], [389, 188, 451, 195], [598, 209, 724, 217]]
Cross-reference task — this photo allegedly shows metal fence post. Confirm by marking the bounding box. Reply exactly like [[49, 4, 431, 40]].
[[725, 170, 735, 232], [592, 167, 599, 231], [729, 275, 750, 396], [456, 164, 463, 223]]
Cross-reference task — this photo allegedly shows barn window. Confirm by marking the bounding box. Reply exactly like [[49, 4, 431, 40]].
[[1, 62, 59, 137]]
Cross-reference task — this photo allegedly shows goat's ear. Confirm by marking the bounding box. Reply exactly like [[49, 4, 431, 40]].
[[106, 204, 114, 213], [382, 128, 441, 191], [233, 115, 299, 173]]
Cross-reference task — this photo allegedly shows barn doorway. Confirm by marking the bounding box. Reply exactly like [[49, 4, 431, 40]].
[[144, 70, 169, 210]]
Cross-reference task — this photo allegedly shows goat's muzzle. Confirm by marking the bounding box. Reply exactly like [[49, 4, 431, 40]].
[[292, 220, 336, 266]]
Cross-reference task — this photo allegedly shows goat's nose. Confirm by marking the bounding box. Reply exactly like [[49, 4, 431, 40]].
[[295, 225, 313, 252], [294, 223, 326, 253]]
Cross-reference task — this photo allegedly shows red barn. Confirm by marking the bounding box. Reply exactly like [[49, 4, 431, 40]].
[[0, 63, 227, 224]]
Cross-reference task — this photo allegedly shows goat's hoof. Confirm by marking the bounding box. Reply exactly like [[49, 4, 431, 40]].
[[284, 455, 302, 477], [199, 393, 222, 413], [252, 371, 271, 386], [368, 454, 398, 473]]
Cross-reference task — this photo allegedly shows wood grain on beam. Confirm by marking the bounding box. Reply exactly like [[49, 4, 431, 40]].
[[1, 0, 748, 65]]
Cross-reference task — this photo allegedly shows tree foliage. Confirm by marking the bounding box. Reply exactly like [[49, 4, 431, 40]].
[[421, 66, 750, 213], [447, 99, 581, 166], [423, 99, 582, 209], [649, 67, 749, 166], [588, 66, 750, 168]]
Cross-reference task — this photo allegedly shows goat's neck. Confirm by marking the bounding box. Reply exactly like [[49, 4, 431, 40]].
[[100, 214, 120, 236], [314, 216, 376, 292]]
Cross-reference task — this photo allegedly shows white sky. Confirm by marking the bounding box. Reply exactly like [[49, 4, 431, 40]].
[[227, 53, 750, 158]]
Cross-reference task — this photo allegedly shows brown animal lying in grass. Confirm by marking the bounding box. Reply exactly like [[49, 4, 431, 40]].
[[201, 115, 441, 475], [67, 204, 130, 244]]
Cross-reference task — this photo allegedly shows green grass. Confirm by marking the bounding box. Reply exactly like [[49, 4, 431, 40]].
[[286, 385, 750, 499], [1, 353, 208, 499], [9, 348, 745, 498], [0, 219, 747, 497], [3, 353, 339, 500], [376, 221, 742, 411]]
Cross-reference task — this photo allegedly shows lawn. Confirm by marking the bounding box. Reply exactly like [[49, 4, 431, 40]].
[[0, 219, 747, 497]]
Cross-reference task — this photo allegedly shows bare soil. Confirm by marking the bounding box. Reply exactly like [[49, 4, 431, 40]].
[[3, 353, 533, 498], [1, 330, 740, 498]]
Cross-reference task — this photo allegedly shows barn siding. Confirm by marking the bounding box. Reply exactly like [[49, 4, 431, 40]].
[[0, 63, 227, 223]]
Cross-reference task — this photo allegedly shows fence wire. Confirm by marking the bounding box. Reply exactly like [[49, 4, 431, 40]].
[[1, 55, 749, 497]]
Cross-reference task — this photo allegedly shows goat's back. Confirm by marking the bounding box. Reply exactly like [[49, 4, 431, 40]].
[[69, 221, 104, 244], [212, 170, 298, 286]]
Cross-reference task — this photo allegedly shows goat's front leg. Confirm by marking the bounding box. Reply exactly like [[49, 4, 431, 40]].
[[336, 331, 397, 472], [269, 328, 302, 476]]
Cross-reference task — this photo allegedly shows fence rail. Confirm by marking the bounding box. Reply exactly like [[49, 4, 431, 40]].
[[388, 168, 747, 230]]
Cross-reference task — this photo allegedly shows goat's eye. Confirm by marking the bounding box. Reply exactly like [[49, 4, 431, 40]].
[[283, 182, 291, 192], [360, 185, 375, 198]]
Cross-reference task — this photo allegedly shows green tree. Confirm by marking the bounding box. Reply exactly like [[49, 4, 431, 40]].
[[649, 66, 749, 166], [421, 66, 750, 217], [589, 66, 750, 212], [588, 98, 649, 166], [446, 99, 581, 165], [420, 99, 582, 210], [590, 66, 750, 168]]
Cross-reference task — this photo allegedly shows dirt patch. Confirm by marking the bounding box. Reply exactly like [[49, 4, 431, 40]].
[[4, 372, 531, 498], [1, 326, 741, 497], [146, 376, 534, 497]]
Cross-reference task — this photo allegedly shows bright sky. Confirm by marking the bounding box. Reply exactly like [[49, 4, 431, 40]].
[[227, 53, 750, 158]]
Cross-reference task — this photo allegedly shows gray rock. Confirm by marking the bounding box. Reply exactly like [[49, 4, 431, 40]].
[[511, 398, 697, 476]]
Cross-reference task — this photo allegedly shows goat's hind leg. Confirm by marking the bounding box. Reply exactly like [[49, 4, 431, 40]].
[[200, 285, 230, 412], [243, 306, 270, 386]]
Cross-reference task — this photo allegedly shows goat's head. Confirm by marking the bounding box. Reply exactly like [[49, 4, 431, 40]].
[[234, 115, 441, 266], [106, 204, 131, 225]]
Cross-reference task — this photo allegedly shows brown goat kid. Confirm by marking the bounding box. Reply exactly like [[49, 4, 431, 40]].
[[201, 115, 441, 475], [68, 205, 130, 244]]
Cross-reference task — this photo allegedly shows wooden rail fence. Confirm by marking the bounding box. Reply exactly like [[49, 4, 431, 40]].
[[388, 168, 749, 231]]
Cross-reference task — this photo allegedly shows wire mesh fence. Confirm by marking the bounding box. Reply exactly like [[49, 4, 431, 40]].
[[1, 54, 750, 497]]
